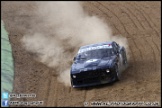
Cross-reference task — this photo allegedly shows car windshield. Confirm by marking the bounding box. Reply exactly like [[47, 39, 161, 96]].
[[76, 48, 115, 61]]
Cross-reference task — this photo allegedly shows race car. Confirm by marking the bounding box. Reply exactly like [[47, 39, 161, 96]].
[[70, 41, 127, 88]]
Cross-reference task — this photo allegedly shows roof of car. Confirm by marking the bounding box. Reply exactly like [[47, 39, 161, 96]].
[[80, 41, 114, 49]]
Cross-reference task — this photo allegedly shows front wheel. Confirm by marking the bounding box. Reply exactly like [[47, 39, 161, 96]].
[[114, 64, 121, 81], [71, 78, 74, 87]]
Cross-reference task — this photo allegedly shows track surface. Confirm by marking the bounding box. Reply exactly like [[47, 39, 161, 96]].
[[2, 1, 161, 107]]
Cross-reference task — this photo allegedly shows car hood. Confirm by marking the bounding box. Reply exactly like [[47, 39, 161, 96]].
[[71, 56, 116, 74]]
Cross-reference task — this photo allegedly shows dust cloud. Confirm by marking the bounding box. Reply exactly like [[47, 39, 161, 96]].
[[21, 1, 129, 87]]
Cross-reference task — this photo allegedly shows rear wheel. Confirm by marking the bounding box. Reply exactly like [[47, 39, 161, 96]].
[[123, 51, 127, 65]]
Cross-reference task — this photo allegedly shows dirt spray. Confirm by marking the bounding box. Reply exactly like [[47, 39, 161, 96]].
[[21, 2, 129, 87]]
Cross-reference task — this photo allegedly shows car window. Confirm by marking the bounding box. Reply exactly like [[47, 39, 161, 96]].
[[76, 48, 114, 62]]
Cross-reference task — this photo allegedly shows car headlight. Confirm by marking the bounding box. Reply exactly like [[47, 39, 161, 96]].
[[73, 75, 76, 78], [106, 69, 110, 73]]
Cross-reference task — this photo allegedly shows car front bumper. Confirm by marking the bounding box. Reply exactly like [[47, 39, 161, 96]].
[[71, 73, 116, 88]]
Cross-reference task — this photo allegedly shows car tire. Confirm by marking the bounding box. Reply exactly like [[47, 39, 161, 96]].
[[124, 58, 127, 65], [123, 51, 127, 65], [71, 78, 73, 87], [114, 64, 120, 81]]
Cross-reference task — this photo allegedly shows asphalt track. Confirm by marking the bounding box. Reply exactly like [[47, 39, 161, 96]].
[[1, 1, 161, 107]]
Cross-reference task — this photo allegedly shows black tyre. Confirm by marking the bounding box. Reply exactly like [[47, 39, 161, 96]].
[[71, 78, 73, 87], [114, 64, 120, 81], [125, 50, 128, 62]]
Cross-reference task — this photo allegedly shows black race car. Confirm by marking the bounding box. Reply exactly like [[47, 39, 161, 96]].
[[70, 41, 127, 88]]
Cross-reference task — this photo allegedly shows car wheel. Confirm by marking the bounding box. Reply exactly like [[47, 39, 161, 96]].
[[114, 64, 120, 81], [124, 59, 127, 64], [123, 52, 127, 65], [71, 78, 73, 87]]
